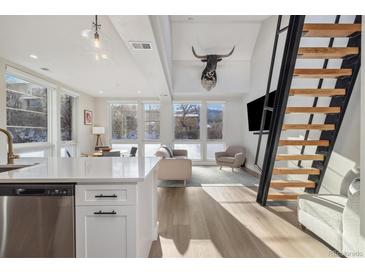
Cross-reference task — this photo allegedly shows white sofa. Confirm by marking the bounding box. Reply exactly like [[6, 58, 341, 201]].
[[297, 168, 361, 257], [155, 146, 192, 185]]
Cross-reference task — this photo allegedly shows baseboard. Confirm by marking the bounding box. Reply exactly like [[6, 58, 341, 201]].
[[241, 166, 260, 178]]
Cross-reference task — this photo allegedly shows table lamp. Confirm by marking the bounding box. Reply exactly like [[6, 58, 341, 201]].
[[92, 127, 105, 149]]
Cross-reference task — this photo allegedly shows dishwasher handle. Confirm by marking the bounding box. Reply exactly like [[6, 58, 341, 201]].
[[16, 188, 47, 196]]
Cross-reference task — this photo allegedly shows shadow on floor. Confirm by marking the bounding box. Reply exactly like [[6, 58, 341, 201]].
[[150, 187, 279, 258]]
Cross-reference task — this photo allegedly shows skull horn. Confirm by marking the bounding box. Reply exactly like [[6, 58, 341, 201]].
[[217, 46, 235, 58], [192, 46, 207, 59]]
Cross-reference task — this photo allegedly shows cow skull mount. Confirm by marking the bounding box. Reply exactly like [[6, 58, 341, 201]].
[[192, 46, 235, 91]]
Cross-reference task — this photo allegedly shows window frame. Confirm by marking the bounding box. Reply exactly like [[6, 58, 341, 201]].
[[5, 67, 55, 155], [172, 100, 225, 162], [108, 101, 161, 158], [143, 102, 161, 141], [58, 89, 79, 157], [172, 101, 202, 141], [109, 101, 139, 143]]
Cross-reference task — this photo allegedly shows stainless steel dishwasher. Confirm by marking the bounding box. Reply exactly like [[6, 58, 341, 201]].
[[0, 184, 75, 258]]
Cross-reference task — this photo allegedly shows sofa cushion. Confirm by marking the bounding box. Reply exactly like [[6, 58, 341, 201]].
[[217, 156, 235, 163], [174, 156, 187, 159], [298, 194, 347, 233]]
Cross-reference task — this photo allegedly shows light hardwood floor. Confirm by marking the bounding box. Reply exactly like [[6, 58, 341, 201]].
[[149, 185, 337, 258]]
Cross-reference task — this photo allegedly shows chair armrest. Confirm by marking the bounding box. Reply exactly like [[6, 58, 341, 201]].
[[233, 153, 246, 167], [173, 149, 188, 157]]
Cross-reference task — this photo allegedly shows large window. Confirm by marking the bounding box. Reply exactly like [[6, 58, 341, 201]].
[[174, 103, 200, 139], [174, 144, 201, 160], [207, 103, 223, 140], [144, 103, 160, 140], [60, 94, 75, 141], [206, 143, 226, 160], [111, 103, 138, 140], [144, 143, 161, 157], [6, 74, 48, 144]]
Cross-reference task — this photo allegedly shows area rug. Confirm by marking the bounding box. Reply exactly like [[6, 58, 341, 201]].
[[158, 166, 259, 187]]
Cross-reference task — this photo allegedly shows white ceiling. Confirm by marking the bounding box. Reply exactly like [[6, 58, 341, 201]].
[[0, 15, 167, 98], [0, 15, 269, 99]]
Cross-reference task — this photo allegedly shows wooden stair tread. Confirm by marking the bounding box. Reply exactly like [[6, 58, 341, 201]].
[[302, 23, 361, 37], [276, 154, 324, 161], [286, 107, 340, 114], [270, 180, 316, 188], [297, 47, 359, 59], [293, 68, 352, 78], [273, 168, 320, 175], [282, 124, 335, 131], [289, 89, 346, 97], [278, 140, 330, 146], [267, 192, 301, 201]]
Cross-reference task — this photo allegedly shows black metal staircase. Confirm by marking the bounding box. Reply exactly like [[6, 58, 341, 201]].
[[255, 15, 361, 206]]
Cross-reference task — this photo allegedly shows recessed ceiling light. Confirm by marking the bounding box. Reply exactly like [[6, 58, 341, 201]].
[[99, 90, 104, 94], [81, 29, 90, 38], [29, 54, 38, 59], [137, 90, 142, 94], [95, 54, 100, 61], [101, 54, 108, 59]]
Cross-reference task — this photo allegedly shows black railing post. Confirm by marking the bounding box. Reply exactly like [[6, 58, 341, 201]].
[[254, 15, 283, 167], [256, 15, 305, 205]]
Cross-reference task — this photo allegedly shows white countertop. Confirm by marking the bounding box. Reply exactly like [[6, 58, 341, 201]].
[[0, 157, 160, 184]]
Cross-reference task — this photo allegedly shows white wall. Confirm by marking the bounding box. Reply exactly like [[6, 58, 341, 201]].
[[0, 57, 96, 161], [77, 92, 96, 154]]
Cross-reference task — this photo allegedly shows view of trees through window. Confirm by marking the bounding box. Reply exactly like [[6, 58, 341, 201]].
[[144, 103, 160, 139], [6, 74, 48, 143], [174, 103, 200, 139], [60, 94, 74, 141], [207, 103, 223, 139], [111, 104, 138, 140]]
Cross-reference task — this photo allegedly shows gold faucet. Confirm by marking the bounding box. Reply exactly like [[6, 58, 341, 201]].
[[0, 128, 19, 165]]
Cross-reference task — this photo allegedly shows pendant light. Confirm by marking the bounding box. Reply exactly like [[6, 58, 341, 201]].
[[93, 15, 101, 48]]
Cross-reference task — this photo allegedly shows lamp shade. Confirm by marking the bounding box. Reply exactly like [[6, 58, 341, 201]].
[[92, 127, 105, 135]]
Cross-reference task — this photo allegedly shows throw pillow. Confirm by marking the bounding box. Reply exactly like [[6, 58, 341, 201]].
[[162, 145, 174, 158], [155, 148, 170, 158]]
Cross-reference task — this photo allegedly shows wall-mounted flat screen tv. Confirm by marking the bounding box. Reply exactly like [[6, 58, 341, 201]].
[[247, 90, 276, 132]]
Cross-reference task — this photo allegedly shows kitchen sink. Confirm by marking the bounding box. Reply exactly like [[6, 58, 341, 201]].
[[0, 164, 37, 173]]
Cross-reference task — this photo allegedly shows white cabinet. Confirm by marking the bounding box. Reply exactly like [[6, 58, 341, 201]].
[[76, 205, 136, 258], [75, 178, 158, 258]]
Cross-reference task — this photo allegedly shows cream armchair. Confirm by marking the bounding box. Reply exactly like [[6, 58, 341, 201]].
[[215, 146, 246, 171]]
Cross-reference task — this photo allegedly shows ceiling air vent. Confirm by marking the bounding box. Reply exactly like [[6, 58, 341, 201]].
[[129, 41, 152, 50]]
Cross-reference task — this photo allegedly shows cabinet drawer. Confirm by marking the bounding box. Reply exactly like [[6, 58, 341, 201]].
[[76, 185, 136, 206]]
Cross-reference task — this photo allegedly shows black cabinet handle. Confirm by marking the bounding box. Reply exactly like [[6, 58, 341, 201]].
[[94, 194, 117, 198], [93, 210, 116, 215]]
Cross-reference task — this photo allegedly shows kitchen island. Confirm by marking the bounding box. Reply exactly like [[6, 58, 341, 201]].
[[0, 157, 160, 258]]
